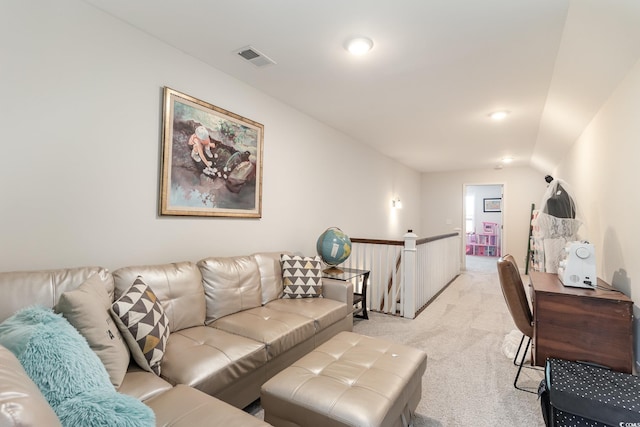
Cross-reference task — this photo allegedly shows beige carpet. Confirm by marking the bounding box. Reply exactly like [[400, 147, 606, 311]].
[[465, 255, 500, 273], [353, 268, 545, 426], [248, 267, 545, 426]]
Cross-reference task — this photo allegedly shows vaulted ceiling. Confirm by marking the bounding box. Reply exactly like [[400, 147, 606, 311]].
[[83, 0, 640, 173]]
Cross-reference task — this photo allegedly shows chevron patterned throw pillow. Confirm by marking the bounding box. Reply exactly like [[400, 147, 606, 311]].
[[281, 254, 323, 299], [110, 277, 170, 375]]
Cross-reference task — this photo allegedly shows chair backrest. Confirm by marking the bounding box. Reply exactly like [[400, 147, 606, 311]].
[[497, 255, 533, 337], [503, 254, 518, 271]]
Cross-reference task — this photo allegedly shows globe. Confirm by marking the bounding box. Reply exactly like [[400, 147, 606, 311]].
[[316, 227, 352, 266]]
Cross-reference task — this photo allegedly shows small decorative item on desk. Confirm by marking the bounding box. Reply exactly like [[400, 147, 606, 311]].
[[316, 227, 352, 272]]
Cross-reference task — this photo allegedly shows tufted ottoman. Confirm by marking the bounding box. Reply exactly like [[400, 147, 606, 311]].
[[260, 331, 427, 427]]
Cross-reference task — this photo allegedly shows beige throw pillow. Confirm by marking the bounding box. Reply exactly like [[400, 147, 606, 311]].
[[56, 273, 130, 388]]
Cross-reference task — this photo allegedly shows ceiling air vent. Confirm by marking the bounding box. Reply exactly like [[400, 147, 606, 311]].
[[235, 46, 276, 68]]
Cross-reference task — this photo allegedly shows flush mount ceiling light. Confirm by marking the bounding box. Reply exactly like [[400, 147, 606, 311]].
[[489, 111, 509, 121], [345, 36, 374, 55]]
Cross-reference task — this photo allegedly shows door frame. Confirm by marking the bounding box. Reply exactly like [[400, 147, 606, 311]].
[[461, 182, 506, 270]]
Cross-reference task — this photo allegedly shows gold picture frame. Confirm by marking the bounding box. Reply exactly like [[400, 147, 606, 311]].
[[160, 87, 263, 218]]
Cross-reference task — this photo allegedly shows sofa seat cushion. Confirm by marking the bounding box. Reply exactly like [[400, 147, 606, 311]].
[[160, 326, 267, 396], [145, 384, 271, 427], [212, 307, 315, 359], [118, 365, 173, 402], [266, 298, 347, 331]]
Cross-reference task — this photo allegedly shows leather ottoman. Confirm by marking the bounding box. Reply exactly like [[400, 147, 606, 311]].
[[261, 331, 427, 427]]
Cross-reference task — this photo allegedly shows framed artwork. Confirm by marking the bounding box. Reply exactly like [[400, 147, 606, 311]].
[[160, 87, 263, 217], [483, 198, 501, 213]]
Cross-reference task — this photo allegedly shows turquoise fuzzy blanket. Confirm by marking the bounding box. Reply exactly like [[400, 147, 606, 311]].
[[0, 306, 154, 427]]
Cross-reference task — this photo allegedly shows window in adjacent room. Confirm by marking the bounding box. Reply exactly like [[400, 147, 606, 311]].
[[465, 194, 475, 234]]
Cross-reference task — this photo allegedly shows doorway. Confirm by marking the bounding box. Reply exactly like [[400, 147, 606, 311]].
[[463, 184, 504, 272]]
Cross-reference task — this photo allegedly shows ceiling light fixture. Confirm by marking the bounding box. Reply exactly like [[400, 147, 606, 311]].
[[502, 156, 514, 164], [392, 197, 402, 209], [489, 111, 509, 121], [345, 37, 373, 55]]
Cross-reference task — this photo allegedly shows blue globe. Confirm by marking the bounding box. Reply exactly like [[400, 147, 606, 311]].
[[316, 227, 352, 266]]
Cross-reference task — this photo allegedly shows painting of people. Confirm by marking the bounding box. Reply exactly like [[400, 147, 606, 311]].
[[160, 87, 263, 217]]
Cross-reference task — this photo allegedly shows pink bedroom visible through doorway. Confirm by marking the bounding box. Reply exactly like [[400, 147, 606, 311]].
[[463, 184, 504, 272]]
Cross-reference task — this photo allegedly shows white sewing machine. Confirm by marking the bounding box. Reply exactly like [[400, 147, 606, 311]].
[[557, 241, 597, 289]]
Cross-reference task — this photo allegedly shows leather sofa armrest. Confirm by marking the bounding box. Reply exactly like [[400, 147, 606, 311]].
[[0, 345, 62, 426], [322, 278, 353, 307]]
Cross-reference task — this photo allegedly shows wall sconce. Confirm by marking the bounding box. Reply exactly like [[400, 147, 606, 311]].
[[392, 198, 402, 209]]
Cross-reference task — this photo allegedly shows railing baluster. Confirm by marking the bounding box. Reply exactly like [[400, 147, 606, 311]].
[[344, 233, 459, 318]]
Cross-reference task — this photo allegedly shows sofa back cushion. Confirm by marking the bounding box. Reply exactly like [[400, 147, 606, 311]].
[[0, 267, 113, 323], [0, 344, 62, 426], [197, 256, 262, 324], [253, 252, 290, 304], [112, 262, 205, 333]]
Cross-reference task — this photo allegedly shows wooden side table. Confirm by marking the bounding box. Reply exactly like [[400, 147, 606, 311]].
[[322, 267, 370, 319]]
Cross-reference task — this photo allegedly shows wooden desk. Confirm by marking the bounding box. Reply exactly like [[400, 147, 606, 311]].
[[530, 271, 633, 373]]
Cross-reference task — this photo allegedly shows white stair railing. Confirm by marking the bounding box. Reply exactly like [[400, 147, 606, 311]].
[[342, 239, 403, 316], [410, 232, 461, 318], [343, 232, 461, 318]]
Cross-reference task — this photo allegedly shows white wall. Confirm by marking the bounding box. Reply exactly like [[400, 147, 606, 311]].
[[421, 167, 547, 268], [554, 57, 640, 368], [466, 185, 503, 235], [0, 0, 421, 272]]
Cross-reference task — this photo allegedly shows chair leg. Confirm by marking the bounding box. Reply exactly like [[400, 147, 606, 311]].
[[512, 334, 544, 371], [514, 337, 537, 394], [513, 334, 525, 366]]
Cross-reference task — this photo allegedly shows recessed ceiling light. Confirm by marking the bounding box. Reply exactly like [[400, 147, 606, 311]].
[[489, 111, 509, 121], [345, 37, 373, 55], [501, 156, 514, 164]]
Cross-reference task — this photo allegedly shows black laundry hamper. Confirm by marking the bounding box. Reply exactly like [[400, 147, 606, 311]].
[[539, 358, 640, 427]]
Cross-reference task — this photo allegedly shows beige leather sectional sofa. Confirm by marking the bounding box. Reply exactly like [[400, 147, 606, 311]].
[[0, 252, 353, 426]]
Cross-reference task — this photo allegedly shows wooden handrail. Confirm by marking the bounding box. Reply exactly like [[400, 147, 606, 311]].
[[350, 238, 403, 246], [416, 232, 459, 245], [352, 232, 458, 247]]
